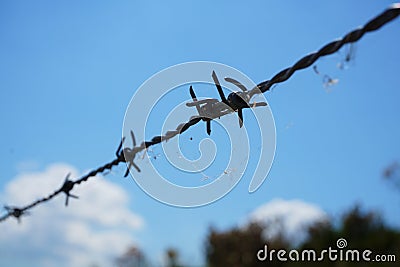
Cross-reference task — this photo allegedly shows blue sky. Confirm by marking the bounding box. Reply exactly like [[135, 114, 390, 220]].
[[0, 1, 399, 266]]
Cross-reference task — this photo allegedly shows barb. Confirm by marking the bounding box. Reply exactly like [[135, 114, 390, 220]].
[[2, 206, 29, 223], [60, 173, 79, 206], [1, 3, 399, 223], [0, 142, 128, 223]]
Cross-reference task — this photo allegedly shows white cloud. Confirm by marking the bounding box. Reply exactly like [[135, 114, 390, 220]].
[[0, 163, 144, 267], [246, 198, 328, 245]]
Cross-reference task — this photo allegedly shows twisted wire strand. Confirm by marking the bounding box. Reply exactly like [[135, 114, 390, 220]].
[[250, 3, 400, 96], [1, 3, 399, 223], [0, 115, 207, 223], [0, 157, 125, 222]]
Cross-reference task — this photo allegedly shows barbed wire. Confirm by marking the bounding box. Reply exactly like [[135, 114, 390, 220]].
[[250, 3, 400, 96], [1, 3, 399, 224]]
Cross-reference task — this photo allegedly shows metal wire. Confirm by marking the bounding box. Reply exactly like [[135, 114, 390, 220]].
[[1, 3, 399, 223], [250, 3, 400, 96]]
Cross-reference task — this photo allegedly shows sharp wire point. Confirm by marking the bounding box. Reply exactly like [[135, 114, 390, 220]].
[[207, 120, 211, 135], [116, 136, 126, 156], [189, 85, 196, 99], [238, 109, 244, 128], [124, 164, 131, 177], [212, 70, 227, 103], [64, 172, 71, 182], [130, 130, 136, 147], [225, 77, 248, 92], [132, 162, 141, 172]]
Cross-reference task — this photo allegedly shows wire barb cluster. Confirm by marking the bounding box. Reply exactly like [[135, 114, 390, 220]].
[[1, 3, 399, 224]]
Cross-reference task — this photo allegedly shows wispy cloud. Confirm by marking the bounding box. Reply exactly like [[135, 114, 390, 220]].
[[246, 198, 328, 245], [0, 163, 144, 267]]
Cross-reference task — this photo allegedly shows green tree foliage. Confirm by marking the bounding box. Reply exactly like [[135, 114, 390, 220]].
[[299, 205, 400, 267], [115, 246, 148, 267], [205, 222, 289, 267], [165, 247, 184, 267], [383, 161, 400, 191], [205, 205, 400, 267]]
